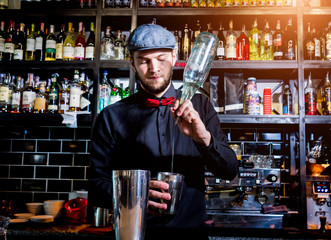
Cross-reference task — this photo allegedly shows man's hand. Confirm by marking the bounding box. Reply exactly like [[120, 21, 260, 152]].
[[148, 180, 171, 216], [171, 99, 211, 146]]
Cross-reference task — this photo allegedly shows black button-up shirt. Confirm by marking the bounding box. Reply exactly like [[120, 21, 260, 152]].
[[89, 83, 238, 230]]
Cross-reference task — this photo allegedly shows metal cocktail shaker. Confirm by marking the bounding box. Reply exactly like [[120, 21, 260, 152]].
[[112, 170, 150, 240]]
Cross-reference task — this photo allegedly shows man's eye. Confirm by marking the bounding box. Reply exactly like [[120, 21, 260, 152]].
[[158, 58, 166, 61]]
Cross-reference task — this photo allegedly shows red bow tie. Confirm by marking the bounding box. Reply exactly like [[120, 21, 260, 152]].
[[145, 96, 175, 107]]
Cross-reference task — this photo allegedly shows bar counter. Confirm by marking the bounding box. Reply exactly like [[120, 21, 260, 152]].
[[6, 222, 331, 240]]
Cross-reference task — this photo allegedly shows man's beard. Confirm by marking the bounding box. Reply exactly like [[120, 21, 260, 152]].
[[139, 69, 173, 95]]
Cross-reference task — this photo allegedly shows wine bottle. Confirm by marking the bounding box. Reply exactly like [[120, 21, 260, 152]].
[[249, 18, 261, 60], [323, 71, 331, 115], [35, 22, 45, 61], [56, 24, 66, 60], [273, 20, 284, 60], [22, 73, 37, 113], [63, 22, 75, 61], [181, 24, 191, 60], [226, 20, 237, 60], [0, 21, 5, 61], [216, 22, 226, 60], [284, 17, 296, 60], [260, 20, 273, 60], [45, 25, 57, 61], [85, 22, 95, 61], [100, 26, 115, 60], [74, 22, 86, 61], [236, 24, 249, 60], [305, 23, 315, 60], [325, 22, 331, 60], [11, 76, 24, 113], [69, 70, 81, 112], [25, 23, 36, 61], [305, 72, 317, 115], [14, 23, 25, 61], [114, 30, 124, 60], [4, 20, 15, 61]]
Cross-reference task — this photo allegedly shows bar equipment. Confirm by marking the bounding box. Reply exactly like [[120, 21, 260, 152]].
[[112, 170, 150, 240]]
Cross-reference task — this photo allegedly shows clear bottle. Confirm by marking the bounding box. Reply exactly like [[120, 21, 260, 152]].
[[226, 20, 237, 60], [4, 20, 15, 61], [325, 22, 331, 60], [110, 79, 122, 105], [191, 20, 201, 51], [216, 22, 226, 60], [305, 23, 315, 60], [56, 24, 66, 60], [45, 25, 57, 61], [63, 22, 75, 61], [14, 23, 25, 61], [320, 25, 327, 61], [181, 24, 191, 61], [284, 17, 296, 60], [236, 24, 249, 60], [0, 74, 10, 112], [312, 27, 321, 60], [100, 26, 115, 60], [323, 71, 331, 115], [74, 22, 86, 61], [305, 72, 317, 115], [25, 23, 36, 61], [283, 84, 293, 115], [174, 30, 181, 61], [249, 18, 261, 60], [34, 82, 48, 114], [22, 73, 37, 113], [85, 22, 95, 61], [98, 70, 111, 113], [48, 73, 59, 113], [35, 22, 45, 61], [69, 70, 81, 112], [260, 20, 273, 60], [59, 78, 70, 113], [0, 21, 5, 61], [273, 20, 284, 60], [11, 76, 24, 113], [114, 30, 125, 60]]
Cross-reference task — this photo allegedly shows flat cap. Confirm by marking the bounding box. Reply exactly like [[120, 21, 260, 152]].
[[127, 24, 176, 52]]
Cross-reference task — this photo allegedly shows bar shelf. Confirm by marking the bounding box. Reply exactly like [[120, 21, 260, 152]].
[[218, 114, 299, 124]]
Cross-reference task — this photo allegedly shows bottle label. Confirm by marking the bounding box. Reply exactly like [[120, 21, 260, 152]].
[[314, 39, 321, 57], [63, 46, 74, 59], [0, 38, 4, 52], [86, 46, 94, 59], [224, 0, 231, 6], [273, 36, 282, 46], [26, 39, 36, 52], [48, 104, 58, 111], [14, 49, 24, 60], [267, 0, 274, 6], [284, 0, 292, 6], [0, 86, 9, 102], [258, 0, 266, 6], [217, 47, 225, 57], [11, 92, 21, 107], [241, 0, 249, 6], [35, 37, 43, 50], [305, 91, 317, 115], [80, 96, 91, 110], [70, 87, 81, 108], [232, 0, 240, 6], [325, 87, 331, 112], [275, 0, 283, 6], [249, 0, 257, 6], [4, 43, 14, 53], [22, 91, 36, 109], [34, 98, 46, 110], [46, 39, 56, 50], [56, 43, 63, 59], [74, 46, 85, 59]]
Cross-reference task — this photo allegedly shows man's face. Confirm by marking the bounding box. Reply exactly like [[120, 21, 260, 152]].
[[131, 48, 176, 96]]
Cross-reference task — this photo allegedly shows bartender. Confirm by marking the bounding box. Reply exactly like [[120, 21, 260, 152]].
[[89, 24, 238, 239]]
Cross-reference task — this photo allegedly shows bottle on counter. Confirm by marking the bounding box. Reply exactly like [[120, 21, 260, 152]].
[[305, 72, 317, 115], [22, 73, 37, 113], [226, 20, 237, 60], [323, 71, 331, 115], [249, 18, 261, 60], [69, 70, 81, 112], [236, 24, 249, 60], [216, 22, 226, 60]]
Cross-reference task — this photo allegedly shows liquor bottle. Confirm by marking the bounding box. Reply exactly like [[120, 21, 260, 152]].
[[79, 71, 87, 96], [312, 27, 321, 60], [114, 30, 125, 60], [260, 20, 273, 60], [216, 22, 226, 60], [191, 20, 201, 50], [236, 24, 249, 60], [284, 17, 296, 60], [14, 23, 25, 61], [0, 74, 10, 112], [34, 82, 48, 114], [232, 0, 240, 6], [174, 30, 181, 61], [59, 78, 70, 113], [249, 0, 257, 7], [283, 84, 293, 115], [35, 22, 45, 61], [275, 0, 283, 6], [25, 23, 36, 61], [56, 24, 66, 60], [85, 22, 95, 61], [323, 71, 331, 115], [305, 72, 317, 115], [226, 20, 237, 60], [48, 73, 59, 113], [207, 23, 213, 34], [0, 21, 5, 61], [273, 20, 284, 60], [305, 23, 315, 60], [98, 70, 111, 113], [258, 0, 266, 6], [74, 22, 86, 61], [224, 0, 232, 6], [241, 0, 249, 6], [22, 73, 37, 113], [106, 0, 115, 7], [69, 70, 81, 112], [11, 76, 24, 113], [100, 26, 115, 60], [181, 24, 191, 61], [0, 0, 8, 9], [320, 25, 327, 60], [266, 0, 275, 6], [326, 22, 331, 60], [81, 77, 92, 112], [63, 22, 75, 61], [123, 0, 131, 7], [45, 25, 57, 61], [249, 18, 261, 60], [4, 20, 15, 61], [110, 79, 122, 105]]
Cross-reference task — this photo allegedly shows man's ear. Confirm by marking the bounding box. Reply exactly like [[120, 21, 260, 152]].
[[130, 57, 137, 72], [172, 49, 177, 66]]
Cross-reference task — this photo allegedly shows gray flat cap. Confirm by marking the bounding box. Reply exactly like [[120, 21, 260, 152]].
[[127, 24, 176, 52]]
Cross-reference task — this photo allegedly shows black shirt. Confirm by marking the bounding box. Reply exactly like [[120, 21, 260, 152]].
[[89, 83, 238, 230]]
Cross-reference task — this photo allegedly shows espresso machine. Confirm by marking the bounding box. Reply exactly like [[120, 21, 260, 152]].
[[306, 181, 331, 231], [205, 155, 283, 229]]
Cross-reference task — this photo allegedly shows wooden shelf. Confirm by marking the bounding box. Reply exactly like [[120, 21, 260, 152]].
[[304, 60, 331, 69], [305, 116, 331, 124], [102, 8, 133, 16], [0, 61, 95, 70], [1, 8, 98, 17], [303, 7, 331, 15], [218, 114, 299, 124], [99, 60, 131, 69]]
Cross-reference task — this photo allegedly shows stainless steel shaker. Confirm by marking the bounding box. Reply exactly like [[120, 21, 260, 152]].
[[112, 170, 150, 240]]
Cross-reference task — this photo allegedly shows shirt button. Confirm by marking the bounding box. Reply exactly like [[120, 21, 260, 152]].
[[162, 132, 165, 136]]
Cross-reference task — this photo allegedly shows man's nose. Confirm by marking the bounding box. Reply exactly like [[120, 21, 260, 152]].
[[148, 59, 160, 72]]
